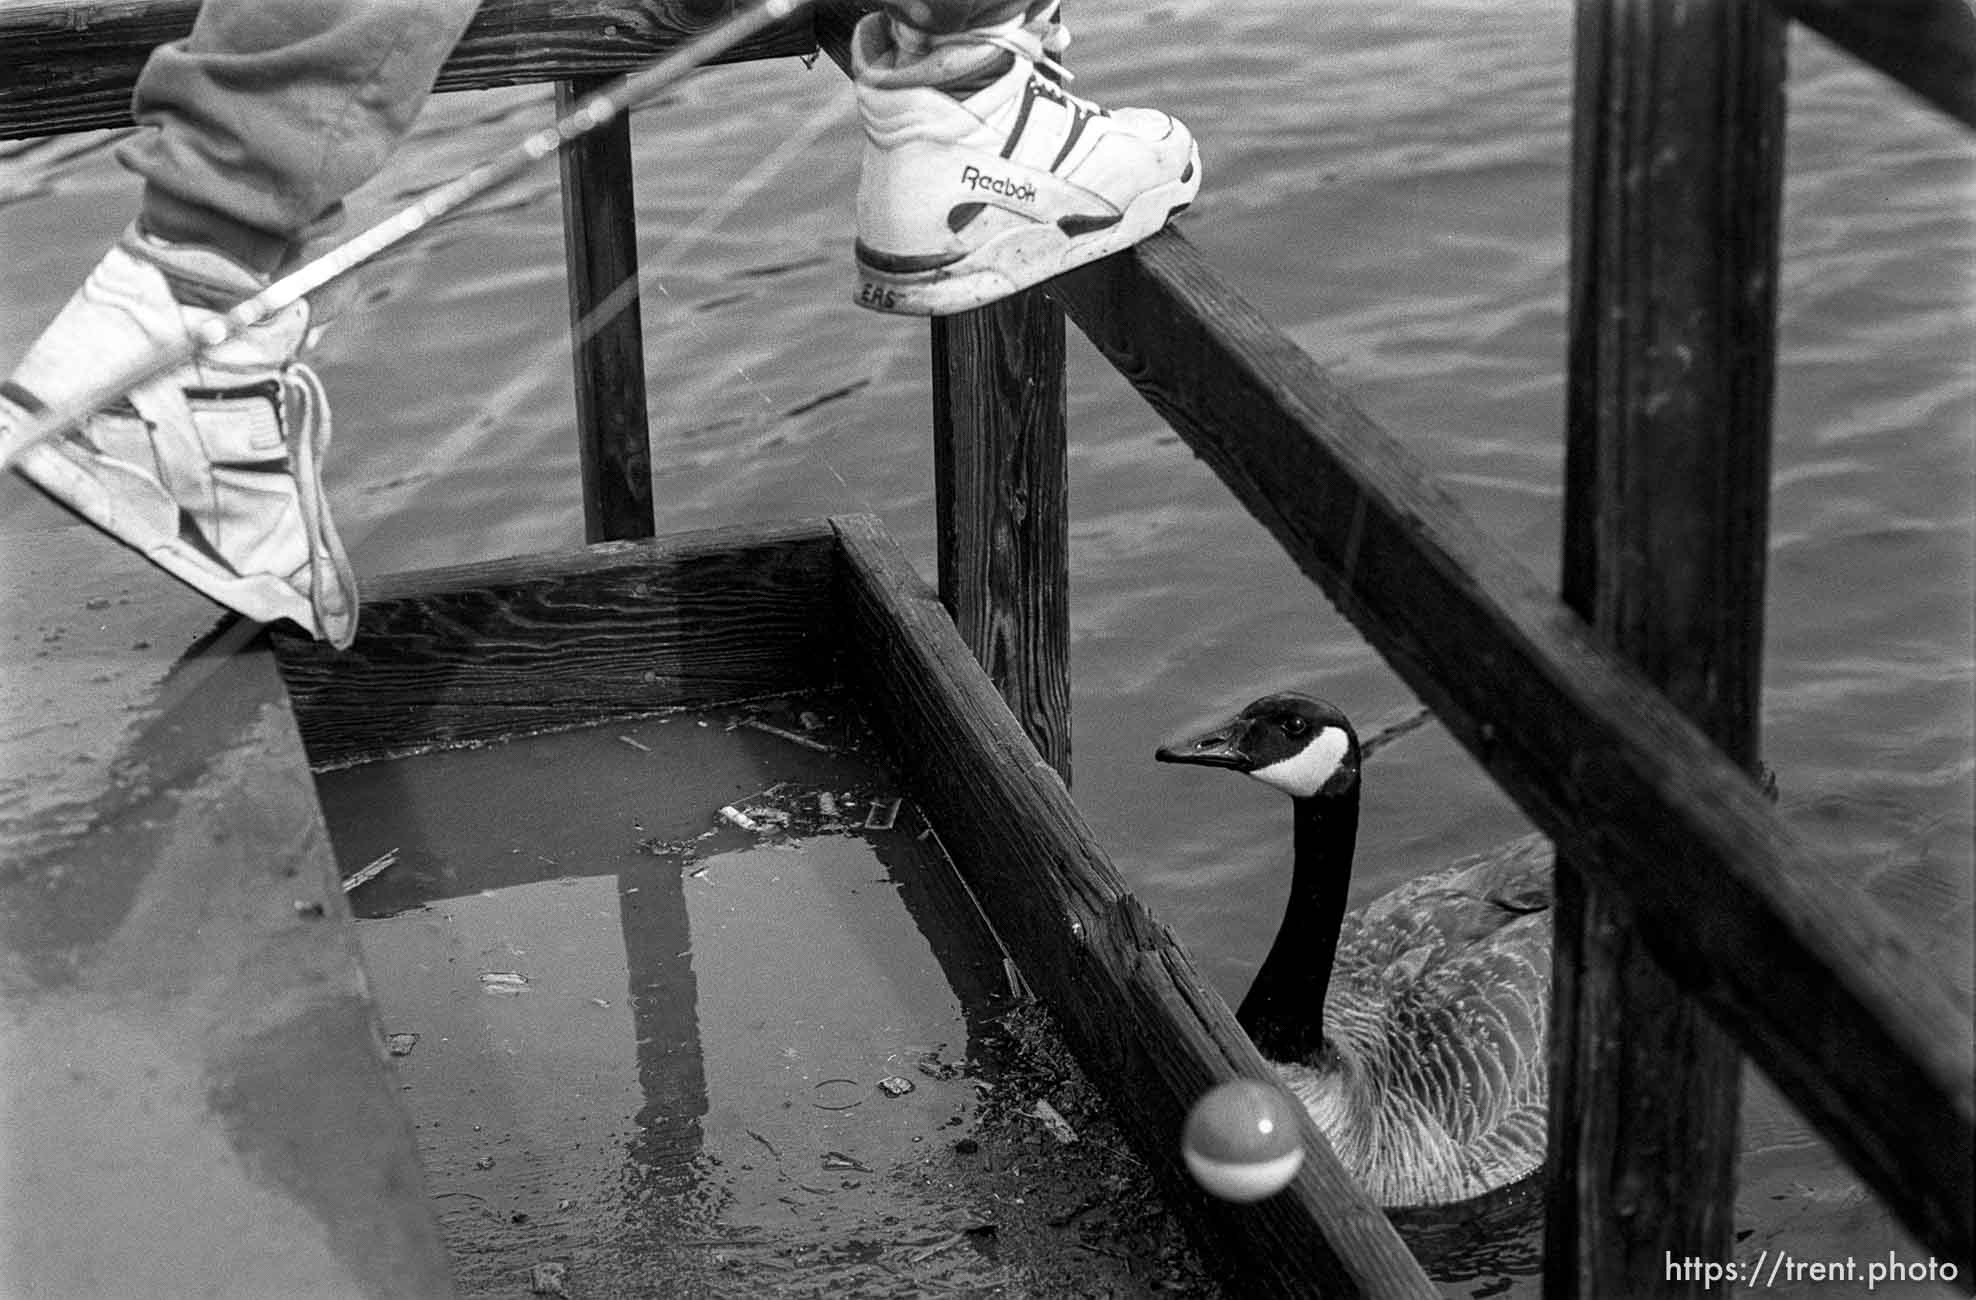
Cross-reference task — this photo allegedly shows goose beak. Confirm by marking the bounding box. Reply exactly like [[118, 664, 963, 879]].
[[1156, 719, 1253, 772]]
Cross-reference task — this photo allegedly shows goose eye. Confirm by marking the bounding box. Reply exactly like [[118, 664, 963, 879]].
[[1282, 716, 1308, 737]]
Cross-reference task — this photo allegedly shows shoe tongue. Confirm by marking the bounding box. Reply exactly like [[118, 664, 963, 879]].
[[882, 36, 1017, 92]]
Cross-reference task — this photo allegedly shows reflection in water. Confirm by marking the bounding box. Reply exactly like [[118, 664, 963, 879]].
[[317, 700, 1033, 1296]]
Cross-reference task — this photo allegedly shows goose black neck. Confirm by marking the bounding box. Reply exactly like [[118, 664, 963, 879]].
[[1236, 783, 1359, 1064]]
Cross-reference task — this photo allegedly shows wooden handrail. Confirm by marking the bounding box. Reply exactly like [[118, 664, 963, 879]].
[[1046, 230, 1975, 1272], [0, 0, 815, 141]]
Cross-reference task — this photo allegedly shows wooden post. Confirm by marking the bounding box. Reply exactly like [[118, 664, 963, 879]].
[[931, 297, 1073, 780], [557, 77, 657, 543], [1549, 1, 1787, 1294]]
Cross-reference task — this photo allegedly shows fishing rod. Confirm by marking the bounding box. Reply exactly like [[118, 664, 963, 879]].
[[0, 0, 816, 475]]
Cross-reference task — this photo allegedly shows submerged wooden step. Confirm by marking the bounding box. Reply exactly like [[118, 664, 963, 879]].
[[0, 500, 454, 1299]]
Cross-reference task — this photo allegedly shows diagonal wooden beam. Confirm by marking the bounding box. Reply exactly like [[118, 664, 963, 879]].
[[1768, 0, 1976, 129]]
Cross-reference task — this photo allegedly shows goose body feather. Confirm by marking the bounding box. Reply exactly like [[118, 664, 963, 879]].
[[1278, 833, 1552, 1206]]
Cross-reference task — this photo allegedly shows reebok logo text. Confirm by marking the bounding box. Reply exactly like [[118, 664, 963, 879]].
[[959, 165, 1036, 204]]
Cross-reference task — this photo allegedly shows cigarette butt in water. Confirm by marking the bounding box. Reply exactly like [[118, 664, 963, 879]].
[[739, 716, 836, 753], [1026, 1099, 1078, 1144], [719, 804, 761, 832], [341, 847, 399, 893]]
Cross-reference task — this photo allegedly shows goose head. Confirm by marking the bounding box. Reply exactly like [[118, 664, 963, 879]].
[[1156, 692, 1361, 801]]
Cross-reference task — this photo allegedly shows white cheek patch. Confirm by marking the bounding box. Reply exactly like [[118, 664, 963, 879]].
[[1247, 726, 1350, 798]]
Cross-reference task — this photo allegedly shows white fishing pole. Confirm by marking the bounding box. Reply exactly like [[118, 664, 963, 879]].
[[0, 0, 816, 475]]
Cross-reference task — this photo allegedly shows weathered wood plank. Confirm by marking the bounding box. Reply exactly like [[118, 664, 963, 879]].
[[818, 2, 1074, 778], [0, 0, 816, 141], [1045, 231, 1975, 1272], [1768, 0, 1976, 129], [273, 519, 840, 768], [932, 302, 1073, 779], [1545, 2, 1788, 1292], [0, 510, 454, 1298], [830, 514, 1435, 1300], [557, 75, 657, 543]]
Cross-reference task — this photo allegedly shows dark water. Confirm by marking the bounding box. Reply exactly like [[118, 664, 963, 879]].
[[315, 702, 1021, 1297], [315, 700, 1222, 1298], [2, 5, 1970, 1295]]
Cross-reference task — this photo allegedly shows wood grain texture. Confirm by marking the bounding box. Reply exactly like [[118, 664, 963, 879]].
[[0, 516, 453, 1298], [1767, 0, 1976, 129], [1045, 231, 1974, 1272], [273, 519, 839, 768], [831, 515, 1434, 1300], [558, 76, 657, 543], [932, 301, 1073, 780], [0, 0, 815, 140], [1545, 2, 1787, 1292]]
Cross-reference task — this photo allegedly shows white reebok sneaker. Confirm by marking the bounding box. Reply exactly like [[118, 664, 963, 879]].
[[851, 7, 1200, 316], [1, 226, 358, 647]]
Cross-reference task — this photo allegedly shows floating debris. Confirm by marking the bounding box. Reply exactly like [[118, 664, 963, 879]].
[[864, 796, 901, 831], [635, 833, 699, 859], [341, 847, 400, 893], [474, 1155, 496, 1170], [798, 711, 823, 731], [480, 971, 530, 995], [739, 715, 837, 753], [386, 1033, 419, 1057], [530, 1261, 570, 1297], [617, 734, 651, 753], [877, 1075, 916, 1098], [1026, 1098, 1079, 1144], [916, 1052, 963, 1081], [816, 791, 838, 819], [821, 1151, 871, 1173], [717, 804, 761, 832]]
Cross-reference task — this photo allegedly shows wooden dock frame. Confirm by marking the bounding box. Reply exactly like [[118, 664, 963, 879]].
[[2, 0, 1972, 1295]]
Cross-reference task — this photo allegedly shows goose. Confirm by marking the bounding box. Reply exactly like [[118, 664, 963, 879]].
[[1157, 692, 1552, 1207]]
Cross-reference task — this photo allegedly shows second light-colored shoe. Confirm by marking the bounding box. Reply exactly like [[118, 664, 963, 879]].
[[851, 6, 1200, 316], [1, 225, 357, 647]]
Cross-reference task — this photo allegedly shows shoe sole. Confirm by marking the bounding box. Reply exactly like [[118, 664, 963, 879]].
[[853, 143, 1201, 317]]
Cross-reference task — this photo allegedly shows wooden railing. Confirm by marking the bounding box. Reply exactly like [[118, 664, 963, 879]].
[[4, 0, 1971, 1295]]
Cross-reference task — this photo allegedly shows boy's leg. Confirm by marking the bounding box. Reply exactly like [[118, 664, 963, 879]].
[[852, 0, 1201, 315], [122, 0, 480, 269], [1, 0, 477, 648]]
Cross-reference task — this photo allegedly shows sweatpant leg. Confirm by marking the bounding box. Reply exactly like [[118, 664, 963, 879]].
[[877, 0, 1041, 36], [117, 0, 480, 267]]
